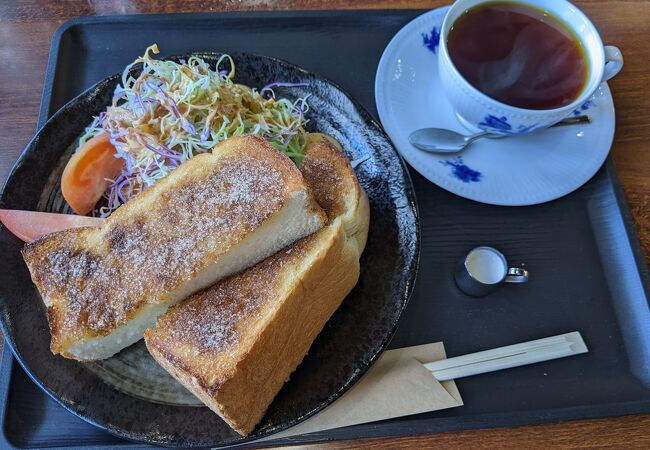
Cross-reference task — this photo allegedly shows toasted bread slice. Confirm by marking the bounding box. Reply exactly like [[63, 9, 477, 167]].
[[22, 135, 326, 361], [144, 133, 369, 435]]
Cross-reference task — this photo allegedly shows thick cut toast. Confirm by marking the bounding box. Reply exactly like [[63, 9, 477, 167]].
[[144, 133, 370, 435], [22, 135, 326, 361]]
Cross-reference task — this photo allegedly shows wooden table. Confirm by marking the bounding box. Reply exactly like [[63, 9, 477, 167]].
[[1, 1, 649, 448]]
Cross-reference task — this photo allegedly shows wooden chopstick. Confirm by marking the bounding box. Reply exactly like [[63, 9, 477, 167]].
[[424, 332, 588, 381]]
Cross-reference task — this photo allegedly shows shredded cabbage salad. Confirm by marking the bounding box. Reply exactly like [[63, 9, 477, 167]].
[[77, 44, 310, 217]]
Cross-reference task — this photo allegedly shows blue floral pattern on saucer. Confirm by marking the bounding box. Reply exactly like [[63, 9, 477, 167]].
[[440, 157, 482, 183], [421, 26, 440, 54]]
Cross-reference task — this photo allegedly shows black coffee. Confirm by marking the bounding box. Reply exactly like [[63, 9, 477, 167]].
[[447, 1, 588, 110]]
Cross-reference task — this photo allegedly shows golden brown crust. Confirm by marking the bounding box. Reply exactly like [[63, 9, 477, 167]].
[[22, 135, 323, 357], [145, 223, 353, 434], [144, 133, 370, 435], [301, 133, 369, 252]]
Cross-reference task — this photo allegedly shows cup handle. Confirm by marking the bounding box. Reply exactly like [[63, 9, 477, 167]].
[[504, 267, 529, 283], [603, 45, 623, 81]]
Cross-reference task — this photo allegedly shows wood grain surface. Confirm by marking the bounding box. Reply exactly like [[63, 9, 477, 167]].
[[1, 1, 649, 449], [285, 414, 650, 450]]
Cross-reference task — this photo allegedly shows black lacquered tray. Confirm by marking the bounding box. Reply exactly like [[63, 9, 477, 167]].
[[1, 9, 650, 449]]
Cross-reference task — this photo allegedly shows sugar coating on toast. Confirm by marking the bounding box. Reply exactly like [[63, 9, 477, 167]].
[[22, 135, 325, 359], [145, 133, 370, 435], [147, 134, 362, 355]]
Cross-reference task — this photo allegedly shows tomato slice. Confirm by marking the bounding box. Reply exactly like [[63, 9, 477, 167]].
[[0, 210, 104, 242], [61, 132, 124, 215]]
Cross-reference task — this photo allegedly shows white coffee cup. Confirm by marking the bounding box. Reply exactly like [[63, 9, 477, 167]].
[[438, 0, 623, 135]]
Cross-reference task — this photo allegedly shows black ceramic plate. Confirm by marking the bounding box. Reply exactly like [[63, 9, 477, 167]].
[[0, 53, 419, 447]]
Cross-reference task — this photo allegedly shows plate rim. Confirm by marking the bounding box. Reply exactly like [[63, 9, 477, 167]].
[[0, 51, 421, 447]]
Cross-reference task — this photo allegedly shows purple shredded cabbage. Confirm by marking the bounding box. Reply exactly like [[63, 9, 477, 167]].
[[134, 93, 146, 113], [158, 141, 175, 154], [282, 130, 298, 146], [295, 106, 304, 123], [200, 126, 211, 142], [108, 130, 128, 141], [145, 80, 196, 135], [107, 180, 118, 205], [131, 130, 182, 163], [181, 119, 196, 135], [143, 142, 183, 161], [201, 111, 217, 142], [115, 177, 132, 204]]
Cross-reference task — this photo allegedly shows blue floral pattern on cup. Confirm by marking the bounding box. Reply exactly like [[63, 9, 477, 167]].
[[573, 99, 595, 116], [480, 115, 511, 131], [479, 115, 541, 135], [422, 26, 440, 54]]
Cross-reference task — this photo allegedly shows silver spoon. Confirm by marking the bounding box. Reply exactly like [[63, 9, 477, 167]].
[[409, 115, 591, 154]]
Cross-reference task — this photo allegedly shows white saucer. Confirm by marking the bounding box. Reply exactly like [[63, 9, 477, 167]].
[[375, 7, 615, 206]]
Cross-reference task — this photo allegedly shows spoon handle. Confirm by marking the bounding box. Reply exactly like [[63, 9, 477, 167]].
[[465, 131, 493, 144], [553, 115, 591, 127], [479, 115, 590, 140]]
